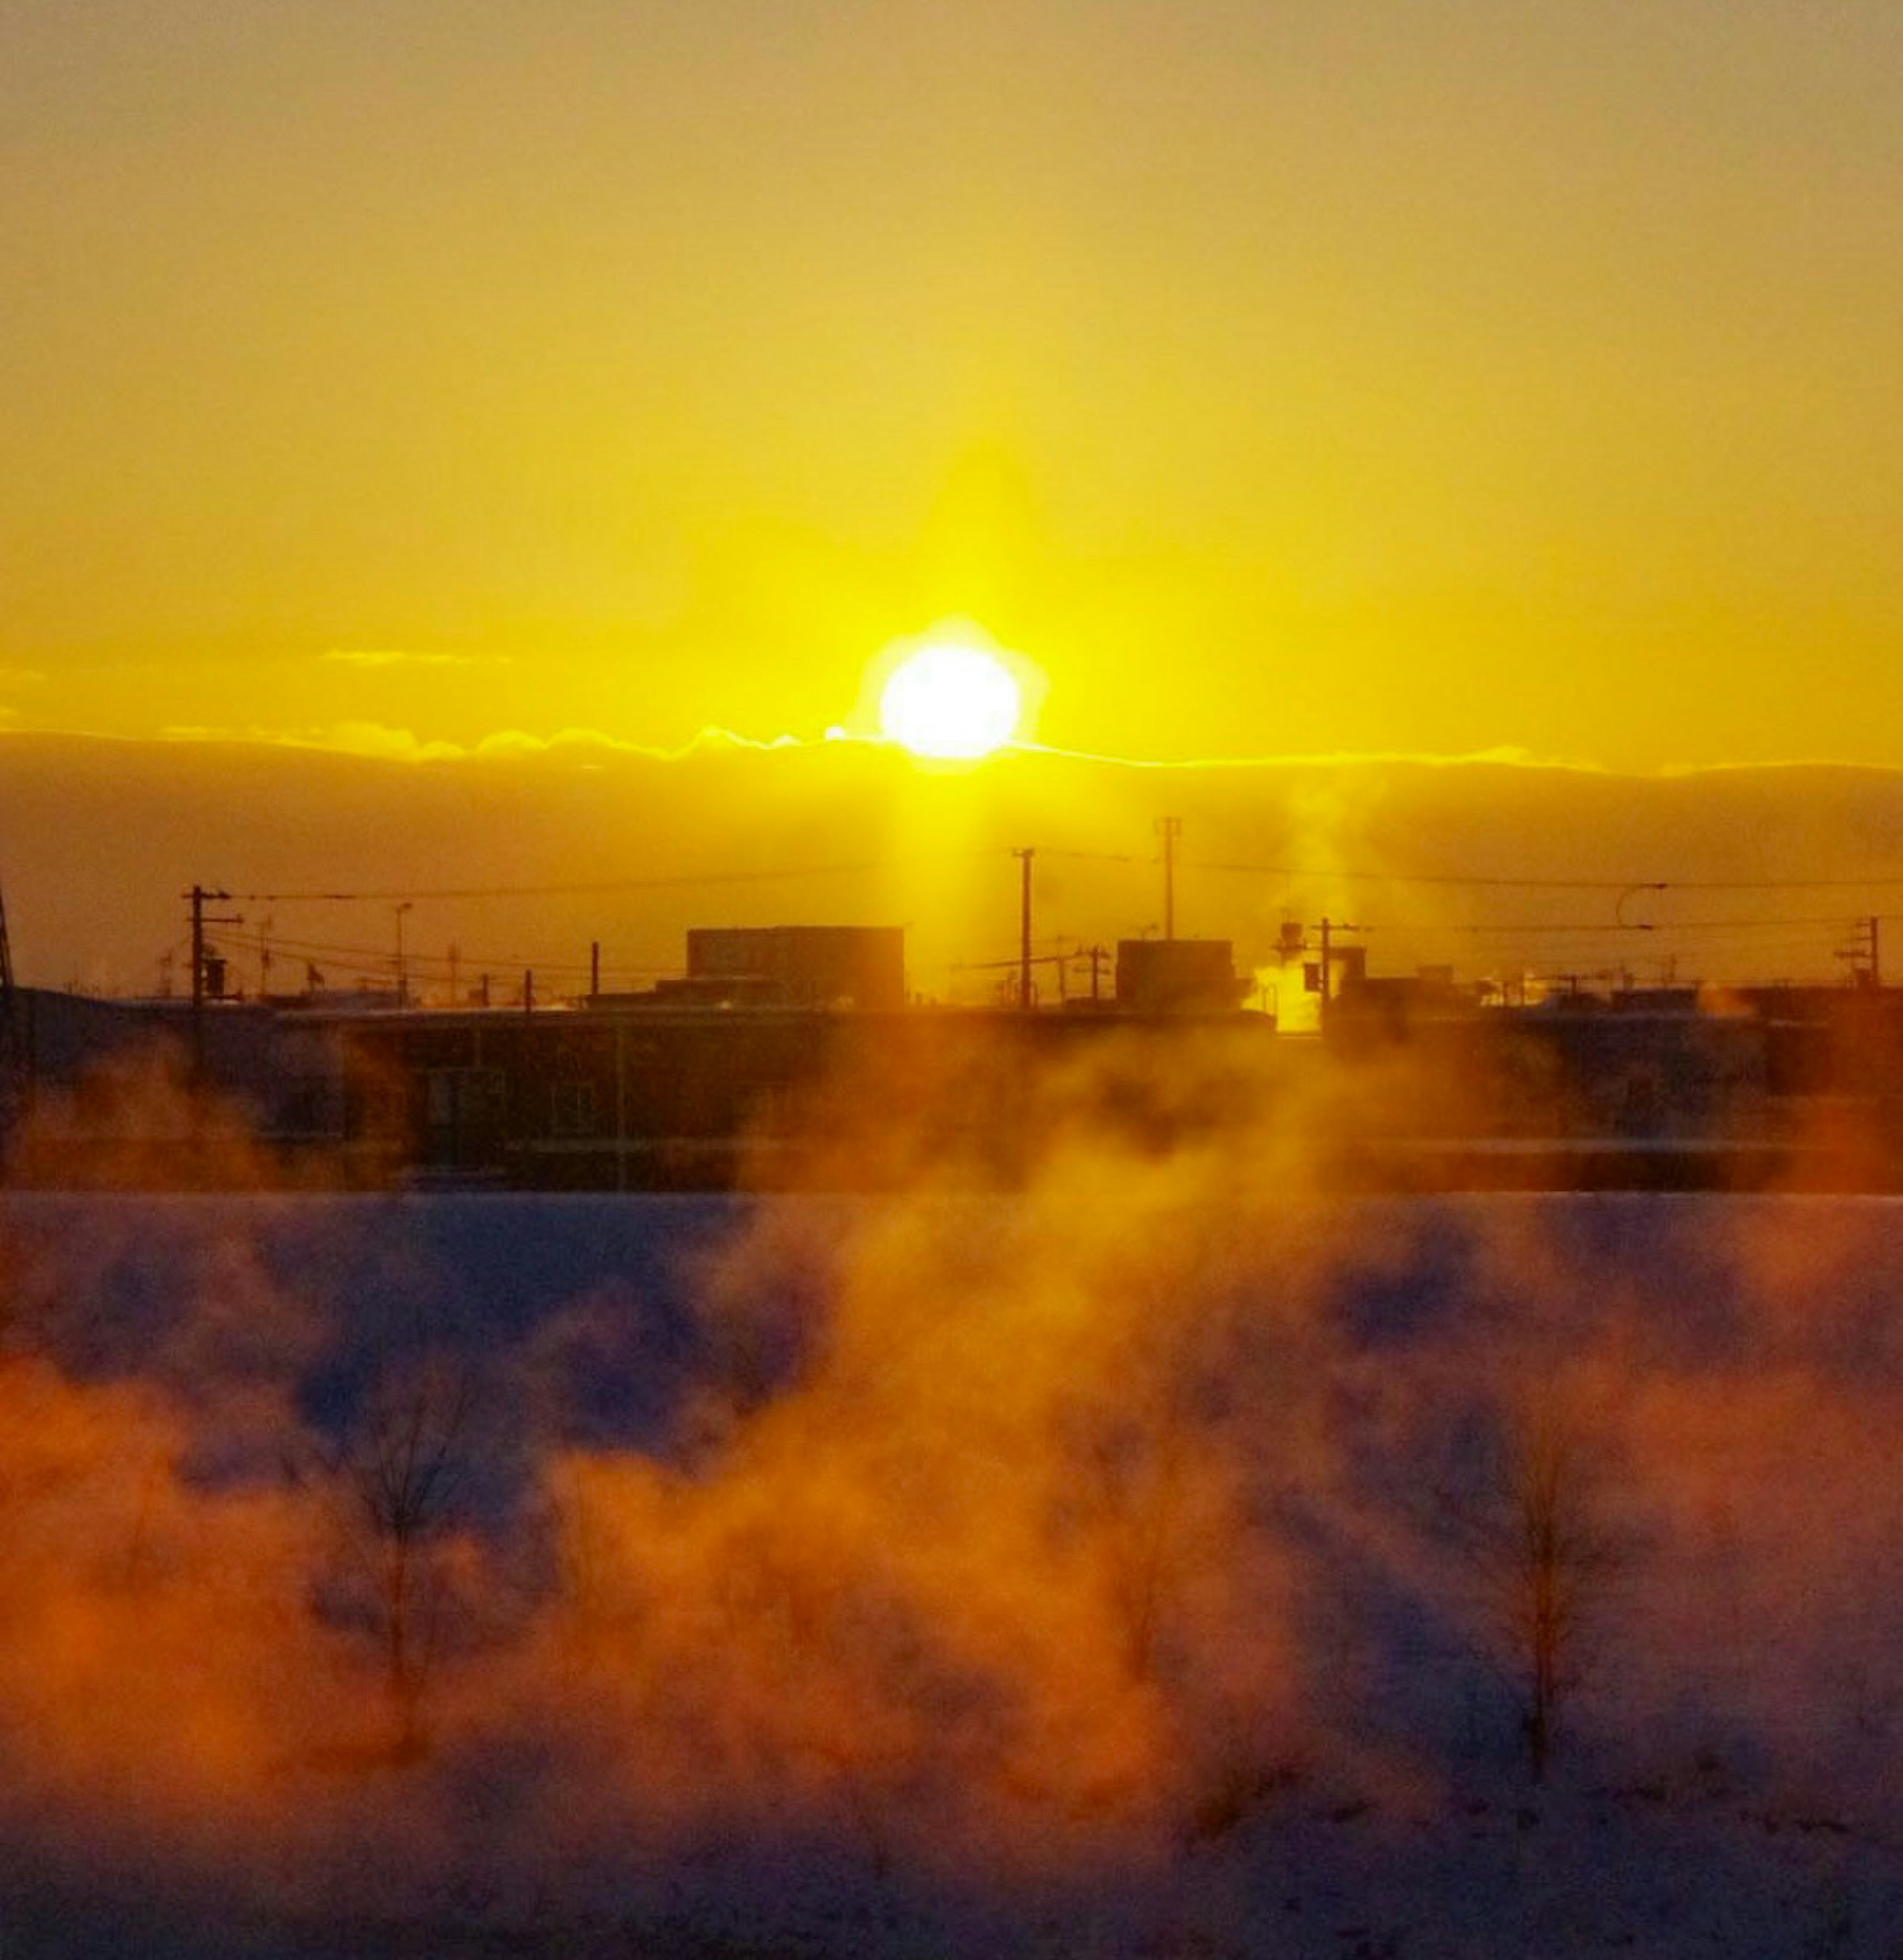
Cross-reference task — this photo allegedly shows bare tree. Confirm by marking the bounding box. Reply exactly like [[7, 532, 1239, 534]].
[[1085, 1387, 1191, 1683], [1452, 1390, 1627, 1780], [1070, 1293, 1245, 1686], [310, 1354, 476, 1754]]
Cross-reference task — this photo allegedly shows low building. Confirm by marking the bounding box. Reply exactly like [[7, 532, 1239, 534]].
[[15, 930, 1903, 1193], [0, 985, 346, 1186], [676, 925, 906, 1011], [1115, 938, 1248, 1013]]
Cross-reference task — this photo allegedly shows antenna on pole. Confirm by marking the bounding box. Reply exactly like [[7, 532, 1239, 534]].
[[1155, 816, 1182, 941]]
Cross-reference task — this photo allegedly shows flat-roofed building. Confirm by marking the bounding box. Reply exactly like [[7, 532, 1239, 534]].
[[682, 925, 906, 1011]]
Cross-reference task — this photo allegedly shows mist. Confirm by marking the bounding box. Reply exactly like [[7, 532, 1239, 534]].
[[4, 1051, 1903, 1952]]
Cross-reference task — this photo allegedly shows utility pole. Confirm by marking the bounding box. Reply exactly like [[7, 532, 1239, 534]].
[[0, 876, 20, 1150], [590, 940, 602, 998], [1014, 848, 1035, 1010], [1313, 916, 1362, 1033], [1835, 916, 1883, 990], [1086, 943, 1107, 1003], [1156, 816, 1182, 941], [185, 885, 241, 1086], [393, 901, 413, 1006]]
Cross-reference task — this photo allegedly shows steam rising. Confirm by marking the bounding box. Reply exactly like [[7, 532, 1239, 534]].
[[6, 1055, 1903, 1949]]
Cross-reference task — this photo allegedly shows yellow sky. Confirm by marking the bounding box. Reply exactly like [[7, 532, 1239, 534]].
[[5, 2, 1902, 769]]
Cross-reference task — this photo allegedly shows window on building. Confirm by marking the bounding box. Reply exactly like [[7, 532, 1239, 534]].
[[551, 1079, 600, 1137]]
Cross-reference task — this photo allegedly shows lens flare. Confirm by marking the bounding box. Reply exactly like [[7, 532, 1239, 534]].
[[877, 640, 1024, 760]]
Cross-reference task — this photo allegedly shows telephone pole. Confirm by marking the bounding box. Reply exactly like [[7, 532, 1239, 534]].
[[1014, 847, 1036, 1010], [393, 901, 413, 1006], [1836, 916, 1883, 990], [1155, 816, 1182, 941], [185, 884, 241, 1085], [1313, 916, 1362, 1032]]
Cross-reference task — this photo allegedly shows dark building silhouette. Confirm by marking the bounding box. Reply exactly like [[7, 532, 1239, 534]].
[[14, 918, 1903, 1193], [679, 924, 905, 1011], [1114, 938, 1247, 1012]]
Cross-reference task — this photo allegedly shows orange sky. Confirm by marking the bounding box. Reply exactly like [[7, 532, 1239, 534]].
[[4, 3, 1902, 769]]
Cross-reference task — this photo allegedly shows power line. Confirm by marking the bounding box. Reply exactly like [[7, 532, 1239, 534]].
[[235, 849, 1007, 906], [182, 841, 1903, 1002], [1389, 912, 1869, 939], [1037, 847, 1145, 866], [1188, 862, 1903, 894], [245, 929, 677, 987]]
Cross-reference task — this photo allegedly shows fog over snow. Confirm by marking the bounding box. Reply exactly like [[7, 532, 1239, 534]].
[[4, 1177, 1903, 1956]]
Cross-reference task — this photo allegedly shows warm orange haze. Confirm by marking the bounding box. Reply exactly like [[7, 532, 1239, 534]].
[[4, 3, 1903, 774], [12, 6, 1903, 1956]]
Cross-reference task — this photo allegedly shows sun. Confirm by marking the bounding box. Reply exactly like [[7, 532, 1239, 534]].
[[876, 634, 1026, 760]]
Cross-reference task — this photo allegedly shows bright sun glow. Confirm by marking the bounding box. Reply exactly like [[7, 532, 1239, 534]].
[[877, 639, 1024, 760]]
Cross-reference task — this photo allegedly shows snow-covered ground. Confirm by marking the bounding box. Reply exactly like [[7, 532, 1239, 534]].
[[3, 1188, 1903, 1957]]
